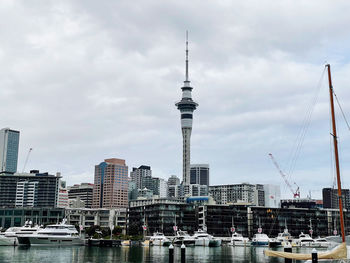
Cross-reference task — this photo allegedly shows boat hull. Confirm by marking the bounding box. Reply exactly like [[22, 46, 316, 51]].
[[209, 239, 222, 247], [0, 236, 17, 246], [26, 236, 84, 246], [195, 239, 210, 246], [251, 241, 269, 246]]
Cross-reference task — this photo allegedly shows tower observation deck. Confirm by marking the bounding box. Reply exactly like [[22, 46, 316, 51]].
[[175, 33, 198, 193]]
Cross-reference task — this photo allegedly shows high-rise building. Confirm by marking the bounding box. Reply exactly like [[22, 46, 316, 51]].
[[168, 175, 180, 186], [57, 180, 69, 208], [92, 158, 128, 209], [130, 165, 152, 190], [263, 184, 281, 208], [322, 188, 350, 210], [68, 183, 94, 208], [0, 170, 60, 208], [175, 35, 198, 194], [190, 164, 209, 187], [0, 128, 20, 174]]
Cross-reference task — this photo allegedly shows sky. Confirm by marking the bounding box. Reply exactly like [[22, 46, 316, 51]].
[[2, 0, 350, 199]]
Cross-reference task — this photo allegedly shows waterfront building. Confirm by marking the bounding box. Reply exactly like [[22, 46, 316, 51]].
[[128, 201, 196, 236], [209, 183, 265, 206], [0, 207, 64, 228], [92, 158, 128, 209], [68, 183, 94, 208], [281, 198, 323, 209], [129, 197, 185, 208], [0, 170, 60, 208], [15, 180, 38, 207], [263, 184, 281, 208], [175, 36, 198, 195], [190, 164, 209, 187], [0, 128, 20, 174], [158, 178, 168, 198], [66, 208, 127, 230], [322, 187, 350, 210]]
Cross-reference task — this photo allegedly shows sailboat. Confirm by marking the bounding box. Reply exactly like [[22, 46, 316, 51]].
[[265, 64, 347, 260]]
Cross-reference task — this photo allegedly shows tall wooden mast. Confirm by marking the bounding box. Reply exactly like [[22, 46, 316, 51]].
[[326, 64, 346, 243]]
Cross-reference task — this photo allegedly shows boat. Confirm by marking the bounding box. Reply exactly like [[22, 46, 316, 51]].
[[312, 238, 331, 248], [16, 221, 43, 245], [173, 230, 195, 246], [0, 227, 20, 246], [251, 233, 270, 246], [17, 219, 84, 246], [149, 232, 171, 246], [229, 232, 250, 247], [295, 232, 315, 247], [192, 229, 210, 246], [265, 64, 348, 260]]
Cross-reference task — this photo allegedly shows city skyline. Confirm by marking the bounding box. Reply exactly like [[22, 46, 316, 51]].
[[1, 1, 350, 199]]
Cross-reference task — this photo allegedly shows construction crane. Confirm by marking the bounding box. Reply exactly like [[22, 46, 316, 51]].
[[268, 153, 300, 198], [22, 148, 33, 173]]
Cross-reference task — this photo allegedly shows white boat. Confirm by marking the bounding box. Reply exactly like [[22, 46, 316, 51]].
[[0, 227, 20, 246], [193, 229, 210, 246], [16, 221, 43, 245], [251, 233, 270, 246], [173, 230, 195, 246], [149, 232, 171, 246], [312, 238, 331, 248], [17, 219, 84, 246], [294, 232, 315, 247], [229, 232, 250, 246]]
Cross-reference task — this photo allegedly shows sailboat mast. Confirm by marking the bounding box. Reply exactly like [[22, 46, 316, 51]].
[[326, 64, 346, 243]]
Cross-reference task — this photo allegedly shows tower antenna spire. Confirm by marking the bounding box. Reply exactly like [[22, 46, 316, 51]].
[[185, 30, 189, 82]]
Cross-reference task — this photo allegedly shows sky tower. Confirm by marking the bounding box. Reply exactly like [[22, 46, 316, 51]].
[[175, 33, 198, 192]]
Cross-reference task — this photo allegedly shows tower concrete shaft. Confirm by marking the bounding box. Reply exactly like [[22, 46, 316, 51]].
[[175, 33, 198, 189]]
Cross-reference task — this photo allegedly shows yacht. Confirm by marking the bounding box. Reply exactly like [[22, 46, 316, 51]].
[[173, 230, 195, 246], [149, 232, 171, 246], [294, 232, 315, 247], [0, 227, 21, 246], [275, 228, 293, 246], [17, 219, 84, 246], [16, 221, 43, 245], [229, 232, 250, 247], [192, 229, 221, 247], [251, 233, 271, 246], [312, 238, 331, 248]]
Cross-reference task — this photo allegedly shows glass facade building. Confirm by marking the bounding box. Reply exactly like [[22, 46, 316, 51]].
[[0, 128, 20, 174]]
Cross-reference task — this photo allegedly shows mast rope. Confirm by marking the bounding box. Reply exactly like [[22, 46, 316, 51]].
[[333, 91, 350, 131], [286, 68, 326, 180]]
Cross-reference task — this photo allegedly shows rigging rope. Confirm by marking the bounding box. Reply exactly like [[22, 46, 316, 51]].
[[333, 92, 350, 131]]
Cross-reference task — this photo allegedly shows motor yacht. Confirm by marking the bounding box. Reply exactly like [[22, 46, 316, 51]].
[[312, 238, 331, 248], [173, 230, 195, 246], [16, 221, 43, 245], [0, 227, 21, 246], [294, 232, 315, 247], [229, 232, 250, 247], [17, 219, 84, 246], [149, 232, 171, 246], [251, 233, 271, 246], [275, 228, 293, 246]]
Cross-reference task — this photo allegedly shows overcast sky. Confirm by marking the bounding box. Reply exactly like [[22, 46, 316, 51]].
[[2, 0, 350, 198]]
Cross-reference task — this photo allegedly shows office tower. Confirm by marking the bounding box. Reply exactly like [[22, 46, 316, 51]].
[[92, 158, 128, 209], [175, 34, 198, 193], [57, 180, 69, 208], [0, 128, 20, 173], [68, 183, 94, 208], [168, 175, 180, 198], [130, 165, 152, 189], [190, 164, 209, 187]]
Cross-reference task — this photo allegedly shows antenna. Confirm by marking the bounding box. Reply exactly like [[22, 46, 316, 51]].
[[185, 30, 189, 81]]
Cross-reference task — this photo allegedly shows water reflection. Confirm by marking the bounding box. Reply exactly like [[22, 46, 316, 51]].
[[0, 245, 347, 263]]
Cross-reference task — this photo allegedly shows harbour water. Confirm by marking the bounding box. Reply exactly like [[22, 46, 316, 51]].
[[0, 245, 343, 263]]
